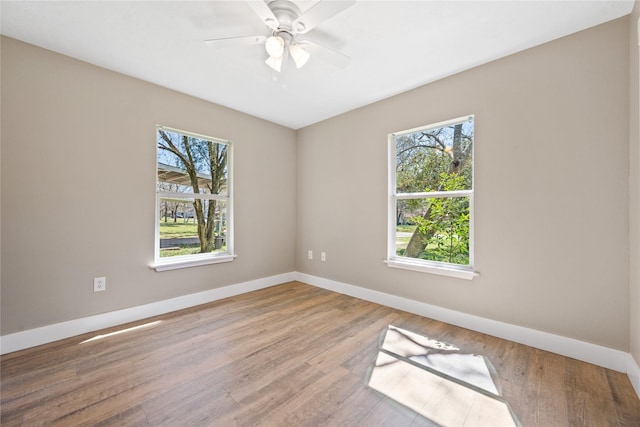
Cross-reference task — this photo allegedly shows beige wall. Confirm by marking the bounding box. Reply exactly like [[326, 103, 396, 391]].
[[630, 2, 640, 366], [297, 18, 631, 350], [0, 37, 297, 335]]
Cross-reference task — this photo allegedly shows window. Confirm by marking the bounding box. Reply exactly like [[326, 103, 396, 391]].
[[387, 116, 476, 279], [153, 126, 233, 271]]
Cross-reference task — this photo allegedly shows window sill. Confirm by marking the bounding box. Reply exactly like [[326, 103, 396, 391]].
[[151, 253, 236, 272], [385, 258, 478, 280]]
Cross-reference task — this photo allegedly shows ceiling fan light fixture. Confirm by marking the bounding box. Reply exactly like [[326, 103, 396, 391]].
[[289, 44, 310, 69], [265, 55, 283, 72], [265, 35, 285, 58]]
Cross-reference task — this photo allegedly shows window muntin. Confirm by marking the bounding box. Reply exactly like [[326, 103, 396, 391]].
[[154, 126, 233, 269], [389, 116, 474, 275]]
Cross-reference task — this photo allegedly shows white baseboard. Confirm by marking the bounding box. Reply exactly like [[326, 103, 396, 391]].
[[628, 353, 640, 398], [0, 272, 296, 355], [295, 273, 632, 375]]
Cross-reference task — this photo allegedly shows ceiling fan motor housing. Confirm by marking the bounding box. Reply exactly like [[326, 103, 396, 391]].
[[268, 0, 304, 36]]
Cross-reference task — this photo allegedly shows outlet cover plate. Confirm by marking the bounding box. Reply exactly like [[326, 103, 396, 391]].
[[94, 277, 106, 292]]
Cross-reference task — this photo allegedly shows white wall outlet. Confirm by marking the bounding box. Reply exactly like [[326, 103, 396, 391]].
[[94, 276, 106, 292], [321, 252, 326, 262], [308, 250, 313, 260]]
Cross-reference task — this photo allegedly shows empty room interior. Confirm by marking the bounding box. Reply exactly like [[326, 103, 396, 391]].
[[1, 0, 640, 426]]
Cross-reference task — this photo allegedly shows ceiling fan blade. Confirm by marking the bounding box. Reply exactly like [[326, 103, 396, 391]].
[[204, 35, 266, 48], [301, 39, 350, 68], [246, 0, 279, 31], [293, 0, 355, 35]]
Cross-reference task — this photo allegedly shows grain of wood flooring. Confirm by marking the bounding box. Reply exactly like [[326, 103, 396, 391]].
[[1, 281, 639, 426]]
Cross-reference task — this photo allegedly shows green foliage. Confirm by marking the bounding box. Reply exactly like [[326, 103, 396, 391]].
[[412, 172, 470, 265], [396, 136, 451, 194]]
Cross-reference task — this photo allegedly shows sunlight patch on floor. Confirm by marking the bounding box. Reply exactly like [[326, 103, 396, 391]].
[[80, 320, 163, 344], [368, 325, 519, 427]]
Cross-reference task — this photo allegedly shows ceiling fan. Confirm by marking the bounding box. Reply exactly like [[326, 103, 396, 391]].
[[205, 0, 356, 73]]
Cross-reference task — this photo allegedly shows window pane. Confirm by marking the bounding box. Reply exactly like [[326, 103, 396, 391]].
[[157, 129, 228, 195], [396, 197, 470, 266], [158, 197, 228, 258], [395, 119, 473, 193]]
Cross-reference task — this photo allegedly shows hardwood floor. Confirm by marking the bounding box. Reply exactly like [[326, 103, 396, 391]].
[[1, 281, 639, 426]]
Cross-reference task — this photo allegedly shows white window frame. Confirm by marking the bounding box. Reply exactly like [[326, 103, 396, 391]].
[[151, 126, 234, 272], [386, 116, 478, 280]]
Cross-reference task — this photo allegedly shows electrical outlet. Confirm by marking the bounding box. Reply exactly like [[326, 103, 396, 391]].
[[308, 250, 313, 260], [321, 252, 326, 262], [94, 277, 106, 292]]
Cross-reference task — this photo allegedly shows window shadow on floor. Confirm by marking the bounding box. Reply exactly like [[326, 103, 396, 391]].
[[366, 325, 522, 427]]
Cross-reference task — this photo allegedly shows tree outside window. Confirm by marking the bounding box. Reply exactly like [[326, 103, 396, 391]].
[[390, 116, 474, 270], [155, 126, 232, 263]]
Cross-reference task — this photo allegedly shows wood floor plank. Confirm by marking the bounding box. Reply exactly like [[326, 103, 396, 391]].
[[224, 362, 326, 425], [91, 404, 150, 427], [18, 360, 139, 426], [272, 366, 366, 426], [606, 369, 640, 426], [1, 281, 638, 426], [565, 359, 620, 427], [142, 373, 241, 426], [307, 311, 400, 373], [518, 349, 568, 427]]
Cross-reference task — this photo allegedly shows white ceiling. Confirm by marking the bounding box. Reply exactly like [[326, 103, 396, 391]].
[[0, 1, 634, 129]]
